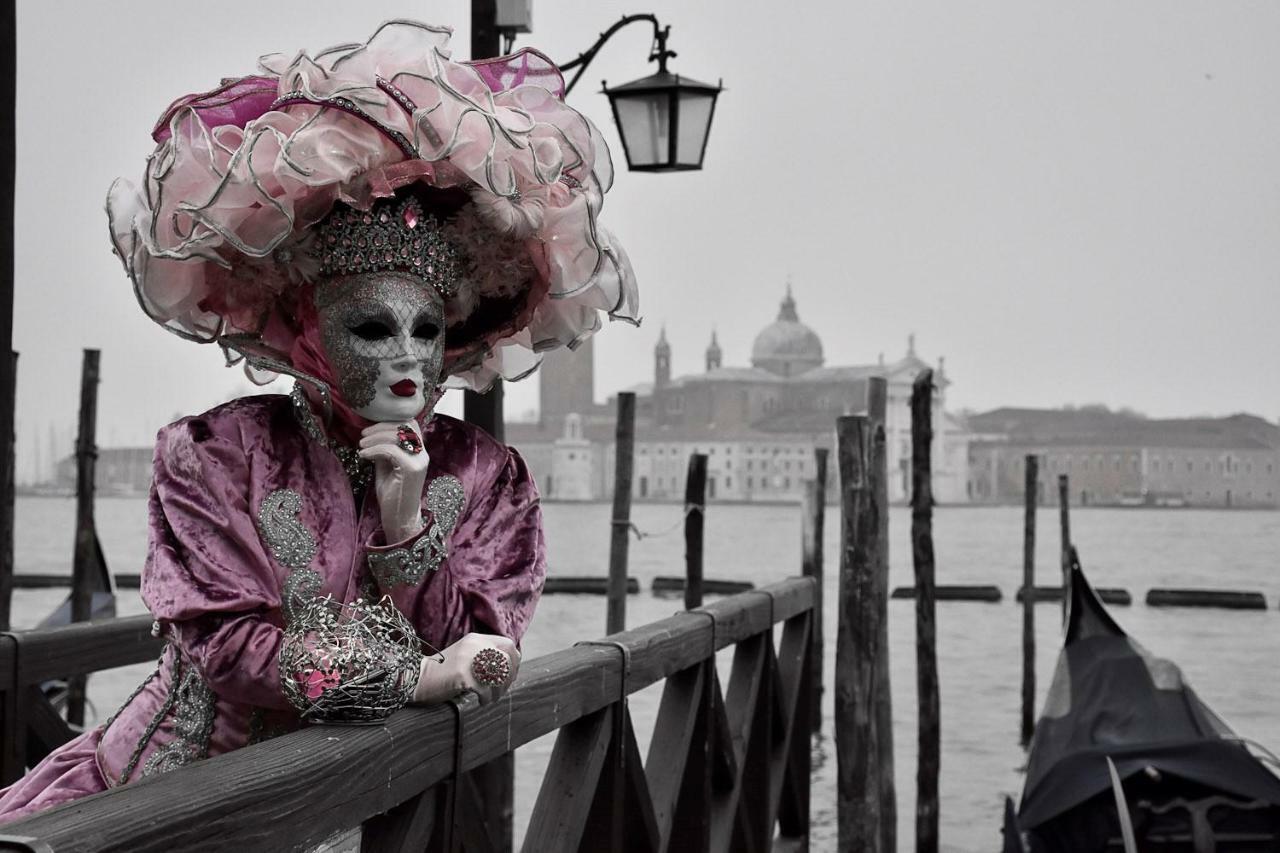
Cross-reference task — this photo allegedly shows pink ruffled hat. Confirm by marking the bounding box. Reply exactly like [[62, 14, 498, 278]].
[[106, 20, 639, 392]]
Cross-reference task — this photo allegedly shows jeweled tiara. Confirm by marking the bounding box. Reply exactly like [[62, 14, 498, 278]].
[[316, 195, 463, 298]]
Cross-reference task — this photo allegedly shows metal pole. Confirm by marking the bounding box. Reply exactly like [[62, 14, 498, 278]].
[[606, 392, 635, 633], [910, 371, 939, 853], [1020, 454, 1038, 747], [683, 453, 706, 610], [462, 0, 504, 444]]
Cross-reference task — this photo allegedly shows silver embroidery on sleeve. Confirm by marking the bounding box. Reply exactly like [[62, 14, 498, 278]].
[[257, 488, 323, 623], [367, 475, 464, 589], [138, 653, 217, 779]]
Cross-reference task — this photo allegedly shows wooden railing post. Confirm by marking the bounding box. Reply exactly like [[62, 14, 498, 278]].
[[866, 376, 896, 851], [911, 371, 939, 853], [67, 349, 101, 727], [683, 453, 707, 610], [1021, 454, 1039, 747], [801, 446, 829, 734], [607, 392, 635, 634], [835, 415, 881, 851]]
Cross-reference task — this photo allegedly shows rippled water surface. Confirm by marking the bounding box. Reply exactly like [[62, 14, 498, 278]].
[[14, 497, 1280, 852]]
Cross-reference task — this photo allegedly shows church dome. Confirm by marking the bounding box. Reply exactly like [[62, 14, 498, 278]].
[[751, 287, 824, 377]]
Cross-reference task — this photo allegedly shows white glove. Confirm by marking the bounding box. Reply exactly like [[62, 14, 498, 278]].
[[358, 420, 430, 543], [412, 632, 521, 705]]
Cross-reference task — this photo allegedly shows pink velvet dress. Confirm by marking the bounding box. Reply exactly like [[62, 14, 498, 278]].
[[0, 394, 546, 822]]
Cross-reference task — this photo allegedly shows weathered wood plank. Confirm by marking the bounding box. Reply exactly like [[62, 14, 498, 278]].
[[800, 447, 827, 734], [866, 377, 896, 853], [768, 613, 809, 836], [684, 454, 707, 611], [521, 707, 613, 853], [664, 660, 713, 853], [360, 785, 442, 853], [709, 635, 767, 853], [835, 415, 881, 851], [0, 582, 815, 852], [608, 392, 636, 634], [911, 370, 940, 853], [644, 664, 704, 848], [1021, 454, 1038, 748], [8, 616, 160, 683]]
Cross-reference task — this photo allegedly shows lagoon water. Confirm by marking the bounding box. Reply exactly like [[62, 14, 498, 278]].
[[13, 496, 1280, 851]]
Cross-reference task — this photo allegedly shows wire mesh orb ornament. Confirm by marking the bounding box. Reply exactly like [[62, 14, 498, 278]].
[[279, 596, 424, 724]]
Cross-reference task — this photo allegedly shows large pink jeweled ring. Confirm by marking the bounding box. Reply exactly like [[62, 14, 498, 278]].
[[396, 425, 423, 455], [471, 648, 511, 686]]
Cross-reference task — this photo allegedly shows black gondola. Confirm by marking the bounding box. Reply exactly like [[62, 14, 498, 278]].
[[1003, 549, 1280, 852]]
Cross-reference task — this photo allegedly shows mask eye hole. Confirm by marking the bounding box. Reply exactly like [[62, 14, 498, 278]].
[[413, 322, 440, 341], [350, 321, 392, 341]]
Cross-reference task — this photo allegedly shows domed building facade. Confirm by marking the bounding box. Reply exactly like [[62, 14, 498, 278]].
[[750, 287, 825, 377], [508, 288, 972, 504]]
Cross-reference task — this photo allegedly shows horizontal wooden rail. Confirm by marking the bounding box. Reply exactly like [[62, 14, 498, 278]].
[[0, 577, 816, 853], [0, 615, 164, 785]]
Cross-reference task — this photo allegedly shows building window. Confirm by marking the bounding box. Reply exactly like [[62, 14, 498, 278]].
[[747, 476, 753, 488], [726, 476, 732, 488], [784, 477, 791, 489], [747, 460, 753, 471]]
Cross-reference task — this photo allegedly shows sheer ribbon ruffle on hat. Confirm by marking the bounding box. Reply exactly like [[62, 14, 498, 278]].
[[107, 20, 638, 391]]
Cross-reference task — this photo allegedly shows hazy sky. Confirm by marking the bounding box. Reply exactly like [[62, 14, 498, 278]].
[[12, 1, 1280, 478]]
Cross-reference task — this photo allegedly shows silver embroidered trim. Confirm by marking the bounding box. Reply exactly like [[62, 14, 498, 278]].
[[257, 489, 317, 569], [367, 475, 464, 588], [258, 488, 324, 624], [103, 648, 168, 787], [283, 566, 324, 624], [141, 656, 216, 777]]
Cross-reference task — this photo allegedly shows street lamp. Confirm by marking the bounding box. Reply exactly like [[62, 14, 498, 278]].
[[558, 15, 722, 173]]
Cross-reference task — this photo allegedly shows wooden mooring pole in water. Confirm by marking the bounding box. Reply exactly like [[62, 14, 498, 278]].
[[801, 447, 829, 732], [911, 371, 940, 853], [1058, 474, 1071, 623], [67, 349, 101, 727], [1020, 454, 1039, 748], [683, 453, 707, 610], [607, 392, 636, 634], [835, 414, 884, 850], [866, 375, 896, 851]]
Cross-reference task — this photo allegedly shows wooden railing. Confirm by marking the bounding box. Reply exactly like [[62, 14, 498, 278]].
[[0, 615, 162, 784], [0, 577, 815, 853]]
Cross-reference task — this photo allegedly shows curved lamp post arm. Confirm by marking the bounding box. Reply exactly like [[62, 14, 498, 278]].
[[558, 13, 676, 95]]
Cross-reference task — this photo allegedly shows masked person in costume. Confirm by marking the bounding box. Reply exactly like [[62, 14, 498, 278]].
[[0, 20, 637, 822]]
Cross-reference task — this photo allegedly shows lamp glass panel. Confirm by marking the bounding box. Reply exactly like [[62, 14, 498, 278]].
[[675, 92, 716, 166], [613, 92, 670, 167]]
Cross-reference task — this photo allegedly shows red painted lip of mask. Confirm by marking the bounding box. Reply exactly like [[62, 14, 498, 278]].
[[390, 379, 418, 398]]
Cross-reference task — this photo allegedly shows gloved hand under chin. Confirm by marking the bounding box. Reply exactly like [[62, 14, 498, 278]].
[[358, 420, 430, 543]]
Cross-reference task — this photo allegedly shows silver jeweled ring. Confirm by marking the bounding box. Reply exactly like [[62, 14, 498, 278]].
[[396, 425, 423, 455], [471, 647, 511, 686]]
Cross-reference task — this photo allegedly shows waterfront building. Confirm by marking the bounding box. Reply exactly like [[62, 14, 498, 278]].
[[966, 408, 1280, 508], [507, 288, 973, 504]]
